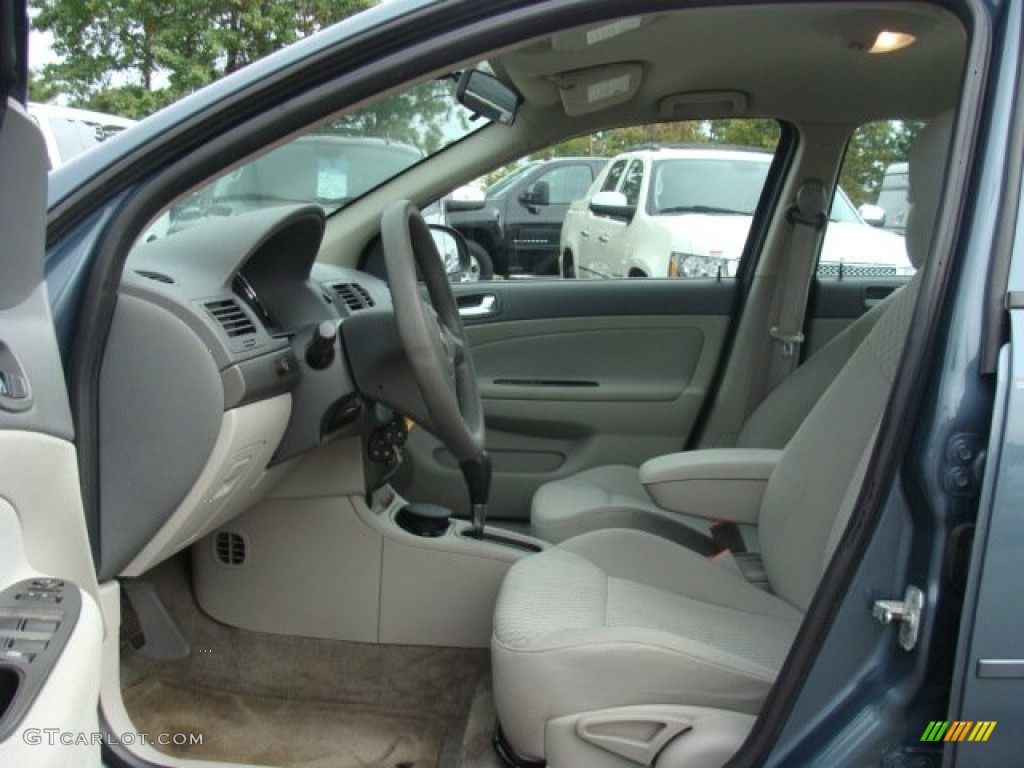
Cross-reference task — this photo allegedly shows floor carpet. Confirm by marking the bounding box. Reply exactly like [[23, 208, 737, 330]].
[[120, 555, 493, 767], [125, 677, 445, 768]]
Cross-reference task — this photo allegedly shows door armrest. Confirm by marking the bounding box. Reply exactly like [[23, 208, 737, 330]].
[[639, 449, 782, 524]]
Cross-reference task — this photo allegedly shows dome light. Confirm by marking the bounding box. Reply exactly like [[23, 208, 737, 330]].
[[869, 30, 916, 53]]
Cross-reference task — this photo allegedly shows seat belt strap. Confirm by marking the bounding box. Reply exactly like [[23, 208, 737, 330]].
[[749, 179, 828, 413]]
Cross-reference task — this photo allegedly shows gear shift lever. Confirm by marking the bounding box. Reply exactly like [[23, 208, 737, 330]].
[[460, 452, 492, 538]]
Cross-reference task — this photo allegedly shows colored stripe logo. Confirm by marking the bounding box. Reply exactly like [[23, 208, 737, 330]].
[[921, 721, 997, 742]]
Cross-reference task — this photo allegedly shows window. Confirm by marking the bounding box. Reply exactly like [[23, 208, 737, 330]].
[[818, 120, 918, 279], [601, 160, 627, 192], [558, 119, 781, 281], [149, 77, 485, 240], [539, 164, 596, 205], [620, 160, 644, 206], [651, 156, 770, 215]]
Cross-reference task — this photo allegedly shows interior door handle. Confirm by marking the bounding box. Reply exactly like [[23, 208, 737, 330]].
[[580, 230, 590, 239], [597, 234, 609, 243], [458, 294, 498, 318]]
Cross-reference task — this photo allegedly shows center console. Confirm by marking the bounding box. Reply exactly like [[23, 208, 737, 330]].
[[192, 438, 546, 649]]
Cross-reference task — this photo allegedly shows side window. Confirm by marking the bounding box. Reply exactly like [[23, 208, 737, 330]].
[[818, 120, 918, 279], [439, 120, 780, 281], [538, 164, 596, 205], [601, 160, 627, 192], [619, 159, 644, 206]]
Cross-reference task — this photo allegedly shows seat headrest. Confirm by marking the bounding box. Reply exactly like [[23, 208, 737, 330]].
[[906, 110, 955, 269]]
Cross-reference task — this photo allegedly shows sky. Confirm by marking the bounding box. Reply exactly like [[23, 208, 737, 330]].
[[29, 24, 57, 69]]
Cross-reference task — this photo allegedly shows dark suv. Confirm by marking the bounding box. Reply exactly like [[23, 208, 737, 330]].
[[443, 156, 607, 277]]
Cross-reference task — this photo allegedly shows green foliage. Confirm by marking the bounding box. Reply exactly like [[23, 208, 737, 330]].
[[705, 119, 780, 150], [31, 0, 373, 116], [840, 120, 921, 205], [318, 79, 467, 154]]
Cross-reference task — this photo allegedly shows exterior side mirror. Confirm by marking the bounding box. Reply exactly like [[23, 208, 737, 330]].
[[521, 180, 550, 208], [590, 190, 636, 222], [429, 225, 472, 282], [859, 203, 887, 228]]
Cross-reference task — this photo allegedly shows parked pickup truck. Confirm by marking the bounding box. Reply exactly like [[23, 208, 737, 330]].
[[560, 146, 910, 280], [444, 156, 607, 277]]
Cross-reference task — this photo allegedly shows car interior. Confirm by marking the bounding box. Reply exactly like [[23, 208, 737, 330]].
[[31, 2, 972, 767]]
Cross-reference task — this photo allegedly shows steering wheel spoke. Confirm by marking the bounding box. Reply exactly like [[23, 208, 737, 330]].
[[381, 201, 485, 462]]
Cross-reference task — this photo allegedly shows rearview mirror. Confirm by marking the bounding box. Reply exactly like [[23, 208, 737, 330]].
[[590, 190, 636, 222], [456, 69, 521, 126]]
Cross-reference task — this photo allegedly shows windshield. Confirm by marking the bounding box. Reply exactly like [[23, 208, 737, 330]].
[[157, 77, 482, 237], [650, 156, 771, 216]]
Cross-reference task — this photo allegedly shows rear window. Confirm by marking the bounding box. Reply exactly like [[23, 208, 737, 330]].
[[817, 120, 919, 280]]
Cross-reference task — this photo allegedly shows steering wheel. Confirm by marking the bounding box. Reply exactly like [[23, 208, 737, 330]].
[[380, 200, 485, 462]]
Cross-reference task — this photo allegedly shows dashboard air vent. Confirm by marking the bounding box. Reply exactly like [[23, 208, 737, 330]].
[[135, 270, 175, 284], [204, 298, 256, 338], [332, 283, 375, 312], [214, 532, 247, 566]]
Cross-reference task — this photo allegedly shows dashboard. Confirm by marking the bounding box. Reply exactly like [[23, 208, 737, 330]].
[[98, 204, 396, 581]]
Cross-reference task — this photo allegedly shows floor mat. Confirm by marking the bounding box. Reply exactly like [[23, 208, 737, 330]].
[[120, 557, 490, 765], [124, 678, 446, 768]]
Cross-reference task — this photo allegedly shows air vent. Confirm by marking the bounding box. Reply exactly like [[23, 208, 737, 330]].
[[214, 532, 247, 566], [135, 270, 175, 284], [204, 298, 256, 337], [332, 283, 375, 312]]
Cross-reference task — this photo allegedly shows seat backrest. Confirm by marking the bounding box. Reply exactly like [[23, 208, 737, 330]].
[[757, 112, 954, 610], [734, 297, 889, 449]]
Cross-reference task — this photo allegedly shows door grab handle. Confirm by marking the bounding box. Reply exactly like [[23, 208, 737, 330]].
[[458, 294, 498, 318], [597, 234, 609, 243], [580, 230, 590, 239]]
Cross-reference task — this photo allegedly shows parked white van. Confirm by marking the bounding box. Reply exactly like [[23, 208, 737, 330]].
[[27, 102, 136, 169], [561, 146, 911, 280]]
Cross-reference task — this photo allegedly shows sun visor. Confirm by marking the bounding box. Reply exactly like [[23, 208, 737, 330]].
[[552, 63, 643, 117]]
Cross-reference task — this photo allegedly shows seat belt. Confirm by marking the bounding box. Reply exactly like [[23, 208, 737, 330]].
[[747, 179, 828, 415]]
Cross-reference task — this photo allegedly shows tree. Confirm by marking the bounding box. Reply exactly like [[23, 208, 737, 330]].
[[319, 78, 467, 154], [840, 121, 921, 204], [30, 0, 373, 117], [705, 119, 780, 150]]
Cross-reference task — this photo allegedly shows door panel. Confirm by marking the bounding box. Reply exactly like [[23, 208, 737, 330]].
[[397, 280, 733, 520], [804, 277, 905, 356], [0, 101, 102, 767]]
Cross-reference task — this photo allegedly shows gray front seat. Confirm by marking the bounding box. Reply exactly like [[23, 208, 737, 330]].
[[532, 201, 897, 547], [492, 112, 952, 764]]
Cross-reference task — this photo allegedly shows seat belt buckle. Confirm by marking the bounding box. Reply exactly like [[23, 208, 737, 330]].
[[709, 520, 746, 554], [769, 326, 805, 357]]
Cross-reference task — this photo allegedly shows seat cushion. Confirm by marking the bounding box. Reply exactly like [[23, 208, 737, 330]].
[[492, 529, 803, 760], [531, 465, 715, 549]]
